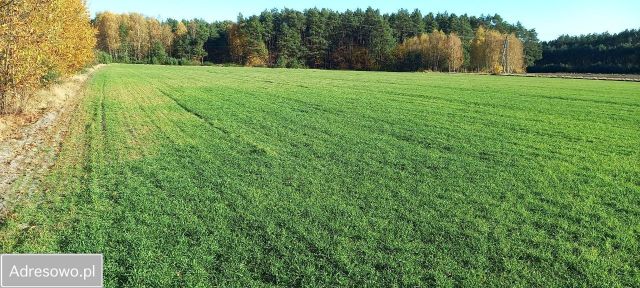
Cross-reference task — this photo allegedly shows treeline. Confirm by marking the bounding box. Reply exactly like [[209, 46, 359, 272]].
[[0, 0, 96, 114], [94, 8, 539, 72], [529, 29, 640, 74], [94, 12, 213, 65]]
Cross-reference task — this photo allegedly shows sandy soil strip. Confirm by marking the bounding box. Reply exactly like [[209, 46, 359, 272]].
[[0, 65, 103, 218]]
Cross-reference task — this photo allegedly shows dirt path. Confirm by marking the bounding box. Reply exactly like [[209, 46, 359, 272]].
[[0, 65, 102, 218]]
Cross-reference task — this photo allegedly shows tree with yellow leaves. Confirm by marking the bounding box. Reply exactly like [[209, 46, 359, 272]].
[[471, 27, 525, 74], [446, 33, 464, 72], [160, 24, 174, 56], [395, 31, 464, 72], [0, 0, 96, 114], [128, 13, 149, 62], [95, 12, 177, 63], [50, 0, 97, 75], [470, 26, 487, 72], [96, 12, 121, 58], [427, 30, 447, 71], [505, 33, 525, 73]]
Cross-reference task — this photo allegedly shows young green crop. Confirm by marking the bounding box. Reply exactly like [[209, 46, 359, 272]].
[[2, 64, 638, 287]]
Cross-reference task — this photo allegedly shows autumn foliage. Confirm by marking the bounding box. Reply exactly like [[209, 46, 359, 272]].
[[0, 0, 96, 114], [471, 27, 525, 74], [95, 12, 215, 64], [91, 8, 529, 75], [396, 31, 465, 72]]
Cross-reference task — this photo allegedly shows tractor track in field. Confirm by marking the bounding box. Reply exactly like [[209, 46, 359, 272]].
[[157, 88, 230, 135], [0, 65, 103, 221]]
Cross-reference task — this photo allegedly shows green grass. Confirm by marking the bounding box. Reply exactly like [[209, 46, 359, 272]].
[[2, 64, 639, 287]]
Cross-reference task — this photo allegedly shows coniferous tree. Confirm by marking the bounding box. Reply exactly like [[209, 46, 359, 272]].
[[276, 9, 306, 68], [242, 16, 268, 66], [304, 8, 330, 68], [389, 9, 413, 43], [529, 29, 639, 73], [424, 13, 438, 33], [363, 8, 396, 70], [410, 9, 425, 36]]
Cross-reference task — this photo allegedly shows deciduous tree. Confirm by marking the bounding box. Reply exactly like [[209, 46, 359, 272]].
[[0, 0, 95, 114], [471, 27, 524, 73], [96, 12, 121, 58], [128, 13, 149, 61]]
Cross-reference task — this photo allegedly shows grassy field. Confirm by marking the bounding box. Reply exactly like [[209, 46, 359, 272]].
[[1, 64, 638, 286]]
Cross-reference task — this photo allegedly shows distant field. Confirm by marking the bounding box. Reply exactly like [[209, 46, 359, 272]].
[[521, 72, 640, 82], [2, 64, 638, 286]]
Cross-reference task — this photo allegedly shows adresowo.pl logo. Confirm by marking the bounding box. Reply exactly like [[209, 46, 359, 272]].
[[1, 254, 103, 288]]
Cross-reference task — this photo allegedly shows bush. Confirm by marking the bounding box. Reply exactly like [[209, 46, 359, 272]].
[[163, 57, 180, 65], [218, 63, 243, 67], [96, 51, 113, 64], [177, 58, 201, 66], [41, 69, 62, 86], [149, 42, 167, 65], [287, 59, 307, 69]]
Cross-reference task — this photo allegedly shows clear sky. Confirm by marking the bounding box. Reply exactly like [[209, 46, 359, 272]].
[[87, 0, 640, 41]]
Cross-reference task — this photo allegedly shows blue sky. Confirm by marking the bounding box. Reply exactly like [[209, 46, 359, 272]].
[[87, 0, 640, 41]]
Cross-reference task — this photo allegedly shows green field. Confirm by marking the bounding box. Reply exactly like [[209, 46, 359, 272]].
[[2, 64, 639, 286]]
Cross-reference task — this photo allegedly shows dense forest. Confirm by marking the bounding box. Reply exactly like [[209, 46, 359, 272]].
[[94, 8, 537, 73], [529, 29, 640, 74]]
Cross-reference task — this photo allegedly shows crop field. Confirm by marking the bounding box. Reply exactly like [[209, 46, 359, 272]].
[[1, 64, 638, 286]]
